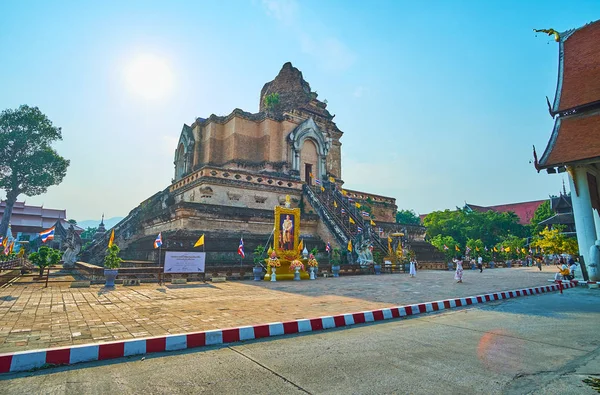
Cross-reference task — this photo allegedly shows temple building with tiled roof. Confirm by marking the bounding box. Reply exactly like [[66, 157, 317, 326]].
[[0, 201, 83, 241], [534, 20, 600, 284]]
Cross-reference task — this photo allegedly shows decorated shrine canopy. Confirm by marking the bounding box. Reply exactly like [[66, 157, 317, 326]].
[[535, 20, 600, 171]]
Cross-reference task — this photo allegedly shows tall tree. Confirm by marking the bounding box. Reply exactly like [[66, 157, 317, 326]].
[[0, 105, 69, 237], [529, 200, 553, 235], [395, 209, 421, 225]]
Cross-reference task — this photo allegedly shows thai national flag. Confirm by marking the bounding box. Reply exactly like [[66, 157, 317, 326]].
[[361, 211, 370, 217], [154, 233, 163, 249], [341, 208, 346, 214], [39, 227, 55, 243], [315, 179, 321, 185], [326, 242, 331, 252], [238, 237, 245, 258], [357, 226, 363, 233]]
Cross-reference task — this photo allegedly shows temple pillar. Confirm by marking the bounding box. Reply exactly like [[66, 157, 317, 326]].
[[569, 166, 599, 283]]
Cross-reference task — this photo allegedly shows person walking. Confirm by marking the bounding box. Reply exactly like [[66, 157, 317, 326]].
[[536, 257, 543, 271], [409, 258, 417, 277], [477, 256, 483, 273], [454, 256, 464, 283]]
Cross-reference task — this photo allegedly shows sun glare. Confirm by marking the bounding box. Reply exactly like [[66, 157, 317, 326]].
[[123, 53, 174, 100]]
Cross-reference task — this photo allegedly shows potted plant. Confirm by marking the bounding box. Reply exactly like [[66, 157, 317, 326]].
[[29, 246, 61, 277], [104, 245, 122, 287], [373, 250, 382, 275], [267, 252, 280, 282], [289, 259, 305, 281], [330, 248, 341, 277], [307, 254, 318, 280], [252, 245, 265, 281]]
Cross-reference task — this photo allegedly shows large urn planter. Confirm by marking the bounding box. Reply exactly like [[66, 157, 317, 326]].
[[506, 260, 512, 268], [309, 267, 316, 280], [293, 267, 301, 281], [490, 261, 496, 269], [271, 267, 277, 282], [448, 262, 454, 271], [253, 266, 263, 281], [104, 269, 118, 287], [331, 265, 340, 277], [374, 264, 382, 275]]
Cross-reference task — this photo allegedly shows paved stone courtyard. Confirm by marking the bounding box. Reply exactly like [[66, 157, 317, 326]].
[[0, 267, 556, 353]]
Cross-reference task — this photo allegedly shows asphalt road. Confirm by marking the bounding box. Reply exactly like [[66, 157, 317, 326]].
[[2, 288, 599, 395]]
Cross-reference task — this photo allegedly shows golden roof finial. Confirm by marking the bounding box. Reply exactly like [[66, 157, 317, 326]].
[[534, 28, 560, 42]]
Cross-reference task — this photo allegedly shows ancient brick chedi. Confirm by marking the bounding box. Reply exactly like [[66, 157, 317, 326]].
[[85, 63, 398, 263]]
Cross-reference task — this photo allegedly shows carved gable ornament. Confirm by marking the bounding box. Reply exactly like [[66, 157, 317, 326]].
[[288, 117, 330, 156]]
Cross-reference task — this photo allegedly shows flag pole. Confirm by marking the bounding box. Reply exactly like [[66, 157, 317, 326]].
[[158, 245, 162, 286]]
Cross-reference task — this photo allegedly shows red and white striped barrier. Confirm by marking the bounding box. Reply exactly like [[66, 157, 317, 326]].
[[0, 282, 575, 374], [548, 279, 598, 286]]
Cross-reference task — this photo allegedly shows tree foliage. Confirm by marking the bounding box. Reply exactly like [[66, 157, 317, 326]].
[[423, 208, 527, 247], [0, 105, 70, 236], [531, 226, 579, 255], [396, 209, 420, 225], [29, 246, 61, 276], [430, 234, 458, 260], [80, 227, 97, 240], [530, 201, 553, 235]]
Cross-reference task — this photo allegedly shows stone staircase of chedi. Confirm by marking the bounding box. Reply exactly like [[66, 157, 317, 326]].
[[304, 181, 444, 266]]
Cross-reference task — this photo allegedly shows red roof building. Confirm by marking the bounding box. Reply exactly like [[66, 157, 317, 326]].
[[0, 201, 83, 239], [465, 200, 547, 225], [534, 20, 600, 283]]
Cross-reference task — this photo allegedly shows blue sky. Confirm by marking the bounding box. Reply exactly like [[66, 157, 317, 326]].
[[1, 0, 598, 221]]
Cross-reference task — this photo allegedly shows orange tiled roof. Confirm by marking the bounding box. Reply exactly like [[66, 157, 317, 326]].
[[555, 20, 600, 112], [542, 113, 600, 167]]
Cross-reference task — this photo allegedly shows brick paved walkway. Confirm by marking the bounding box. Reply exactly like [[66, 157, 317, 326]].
[[0, 267, 555, 353]]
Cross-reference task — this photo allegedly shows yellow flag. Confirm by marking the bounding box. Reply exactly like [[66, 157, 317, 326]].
[[194, 234, 205, 247], [370, 219, 376, 226], [521, 248, 526, 254], [355, 202, 361, 209], [320, 186, 325, 192], [334, 201, 338, 208], [349, 217, 355, 224], [9, 242, 14, 254], [347, 240, 352, 252], [298, 239, 304, 252], [1, 238, 6, 247], [505, 246, 511, 252], [387, 236, 392, 255], [493, 246, 498, 252], [342, 190, 347, 196], [108, 229, 115, 248], [476, 247, 480, 251], [329, 176, 335, 183], [455, 245, 460, 252]]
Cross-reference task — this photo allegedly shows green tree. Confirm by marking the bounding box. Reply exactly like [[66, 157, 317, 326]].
[[396, 209, 420, 225], [530, 201, 553, 235], [68, 219, 77, 225], [80, 227, 97, 240], [0, 105, 70, 237], [430, 234, 458, 260], [29, 246, 61, 276], [531, 226, 579, 256], [423, 208, 526, 247]]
